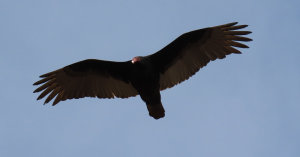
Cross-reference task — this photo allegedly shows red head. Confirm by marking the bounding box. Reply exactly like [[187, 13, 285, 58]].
[[131, 57, 141, 64]]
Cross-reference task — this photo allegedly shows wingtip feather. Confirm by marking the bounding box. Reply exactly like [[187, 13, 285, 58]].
[[221, 25, 249, 31], [216, 22, 238, 28]]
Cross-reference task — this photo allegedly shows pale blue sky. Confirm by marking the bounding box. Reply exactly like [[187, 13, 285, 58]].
[[1, 0, 300, 157]]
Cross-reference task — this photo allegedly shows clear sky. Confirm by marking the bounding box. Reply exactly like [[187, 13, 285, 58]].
[[1, 0, 299, 157]]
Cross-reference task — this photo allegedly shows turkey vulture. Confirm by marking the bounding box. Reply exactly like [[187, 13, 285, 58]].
[[33, 22, 252, 119]]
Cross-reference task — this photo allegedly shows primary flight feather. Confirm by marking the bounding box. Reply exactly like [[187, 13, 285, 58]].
[[33, 22, 252, 119]]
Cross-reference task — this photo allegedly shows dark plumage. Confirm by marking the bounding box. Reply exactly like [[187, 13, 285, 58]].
[[33, 22, 252, 119]]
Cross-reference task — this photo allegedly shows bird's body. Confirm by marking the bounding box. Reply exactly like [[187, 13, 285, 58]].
[[130, 57, 165, 118], [33, 22, 252, 119]]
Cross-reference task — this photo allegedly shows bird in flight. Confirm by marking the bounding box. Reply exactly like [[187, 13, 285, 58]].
[[33, 22, 252, 119]]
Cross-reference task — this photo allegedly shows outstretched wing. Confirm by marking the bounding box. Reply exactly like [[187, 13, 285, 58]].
[[33, 59, 138, 105], [149, 22, 252, 91]]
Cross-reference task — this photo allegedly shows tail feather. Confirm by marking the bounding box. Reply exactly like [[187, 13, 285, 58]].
[[146, 103, 165, 119]]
